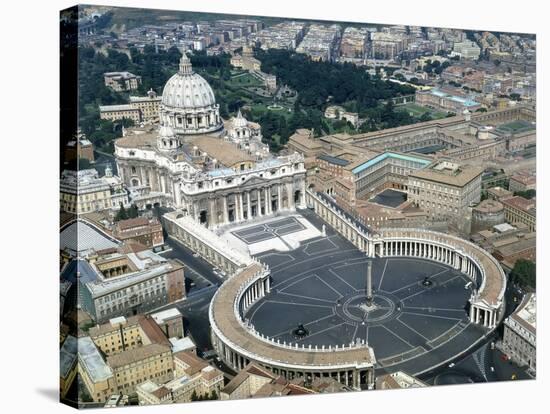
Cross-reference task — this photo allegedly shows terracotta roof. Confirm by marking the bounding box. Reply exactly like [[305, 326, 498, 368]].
[[487, 187, 513, 198], [117, 217, 150, 231], [189, 135, 254, 167], [285, 383, 314, 395], [173, 350, 208, 376], [289, 133, 323, 150], [201, 366, 223, 381], [335, 177, 353, 189], [151, 386, 171, 400], [222, 363, 275, 395], [494, 237, 536, 258], [510, 173, 536, 186], [139, 316, 171, 347], [310, 377, 347, 393], [119, 242, 150, 254], [253, 379, 314, 397], [376, 374, 401, 389], [473, 200, 503, 213], [410, 165, 483, 187], [107, 343, 171, 369], [115, 132, 157, 149], [501, 196, 536, 213], [342, 151, 382, 171], [89, 315, 142, 337]]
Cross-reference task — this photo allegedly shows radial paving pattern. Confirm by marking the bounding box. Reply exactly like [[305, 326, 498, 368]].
[[246, 215, 488, 375]]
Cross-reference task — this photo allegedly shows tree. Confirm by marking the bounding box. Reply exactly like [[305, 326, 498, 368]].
[[128, 204, 139, 219], [255, 48, 413, 114], [209, 390, 218, 400], [419, 112, 432, 122], [78, 158, 92, 170], [514, 189, 536, 199], [190, 390, 198, 401], [154, 204, 162, 219], [381, 99, 395, 124], [120, 118, 135, 128], [509, 259, 536, 289], [115, 203, 128, 221]]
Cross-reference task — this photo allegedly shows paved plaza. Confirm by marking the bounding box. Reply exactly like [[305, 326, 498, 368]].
[[222, 212, 322, 255], [232, 217, 306, 244], [246, 210, 489, 375], [369, 189, 408, 208]]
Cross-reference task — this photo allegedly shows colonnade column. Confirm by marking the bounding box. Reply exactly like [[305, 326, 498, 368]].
[[223, 195, 229, 224], [233, 194, 240, 223], [239, 193, 244, 222], [247, 191, 252, 219], [209, 198, 217, 227], [257, 189, 263, 217], [287, 183, 294, 210], [173, 182, 181, 206], [266, 187, 272, 215]]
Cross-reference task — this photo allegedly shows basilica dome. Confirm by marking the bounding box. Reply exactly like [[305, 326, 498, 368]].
[[159, 52, 223, 136], [162, 54, 216, 109]]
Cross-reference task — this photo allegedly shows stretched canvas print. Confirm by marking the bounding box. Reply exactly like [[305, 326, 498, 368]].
[[60, 4, 536, 408]]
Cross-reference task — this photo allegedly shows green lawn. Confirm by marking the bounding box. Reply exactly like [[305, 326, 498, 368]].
[[229, 72, 264, 87], [497, 120, 535, 133], [399, 102, 448, 119], [250, 102, 294, 119]]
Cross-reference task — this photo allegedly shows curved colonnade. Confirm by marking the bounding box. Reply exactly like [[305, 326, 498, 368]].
[[202, 191, 507, 390]]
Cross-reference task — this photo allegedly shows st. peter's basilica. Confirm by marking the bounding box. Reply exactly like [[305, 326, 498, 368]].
[[114, 53, 307, 229]]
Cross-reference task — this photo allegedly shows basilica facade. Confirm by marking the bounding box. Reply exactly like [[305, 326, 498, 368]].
[[114, 53, 307, 229]]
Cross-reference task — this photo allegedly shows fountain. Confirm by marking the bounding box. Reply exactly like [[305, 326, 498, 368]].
[[292, 323, 309, 338]]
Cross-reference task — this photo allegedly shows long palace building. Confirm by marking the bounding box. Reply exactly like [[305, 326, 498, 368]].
[[115, 53, 307, 228]]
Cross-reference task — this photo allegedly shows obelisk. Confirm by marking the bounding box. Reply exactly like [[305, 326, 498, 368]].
[[366, 260, 373, 306]]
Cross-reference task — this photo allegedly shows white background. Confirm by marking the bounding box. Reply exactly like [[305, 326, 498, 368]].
[[0, 0, 547, 412]]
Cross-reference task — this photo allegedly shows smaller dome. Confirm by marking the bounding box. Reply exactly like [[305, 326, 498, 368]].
[[233, 109, 248, 128]]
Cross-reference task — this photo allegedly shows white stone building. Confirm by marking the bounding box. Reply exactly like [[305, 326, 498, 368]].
[[60, 167, 129, 214], [115, 53, 307, 229], [223, 109, 268, 156], [502, 293, 536, 373]]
